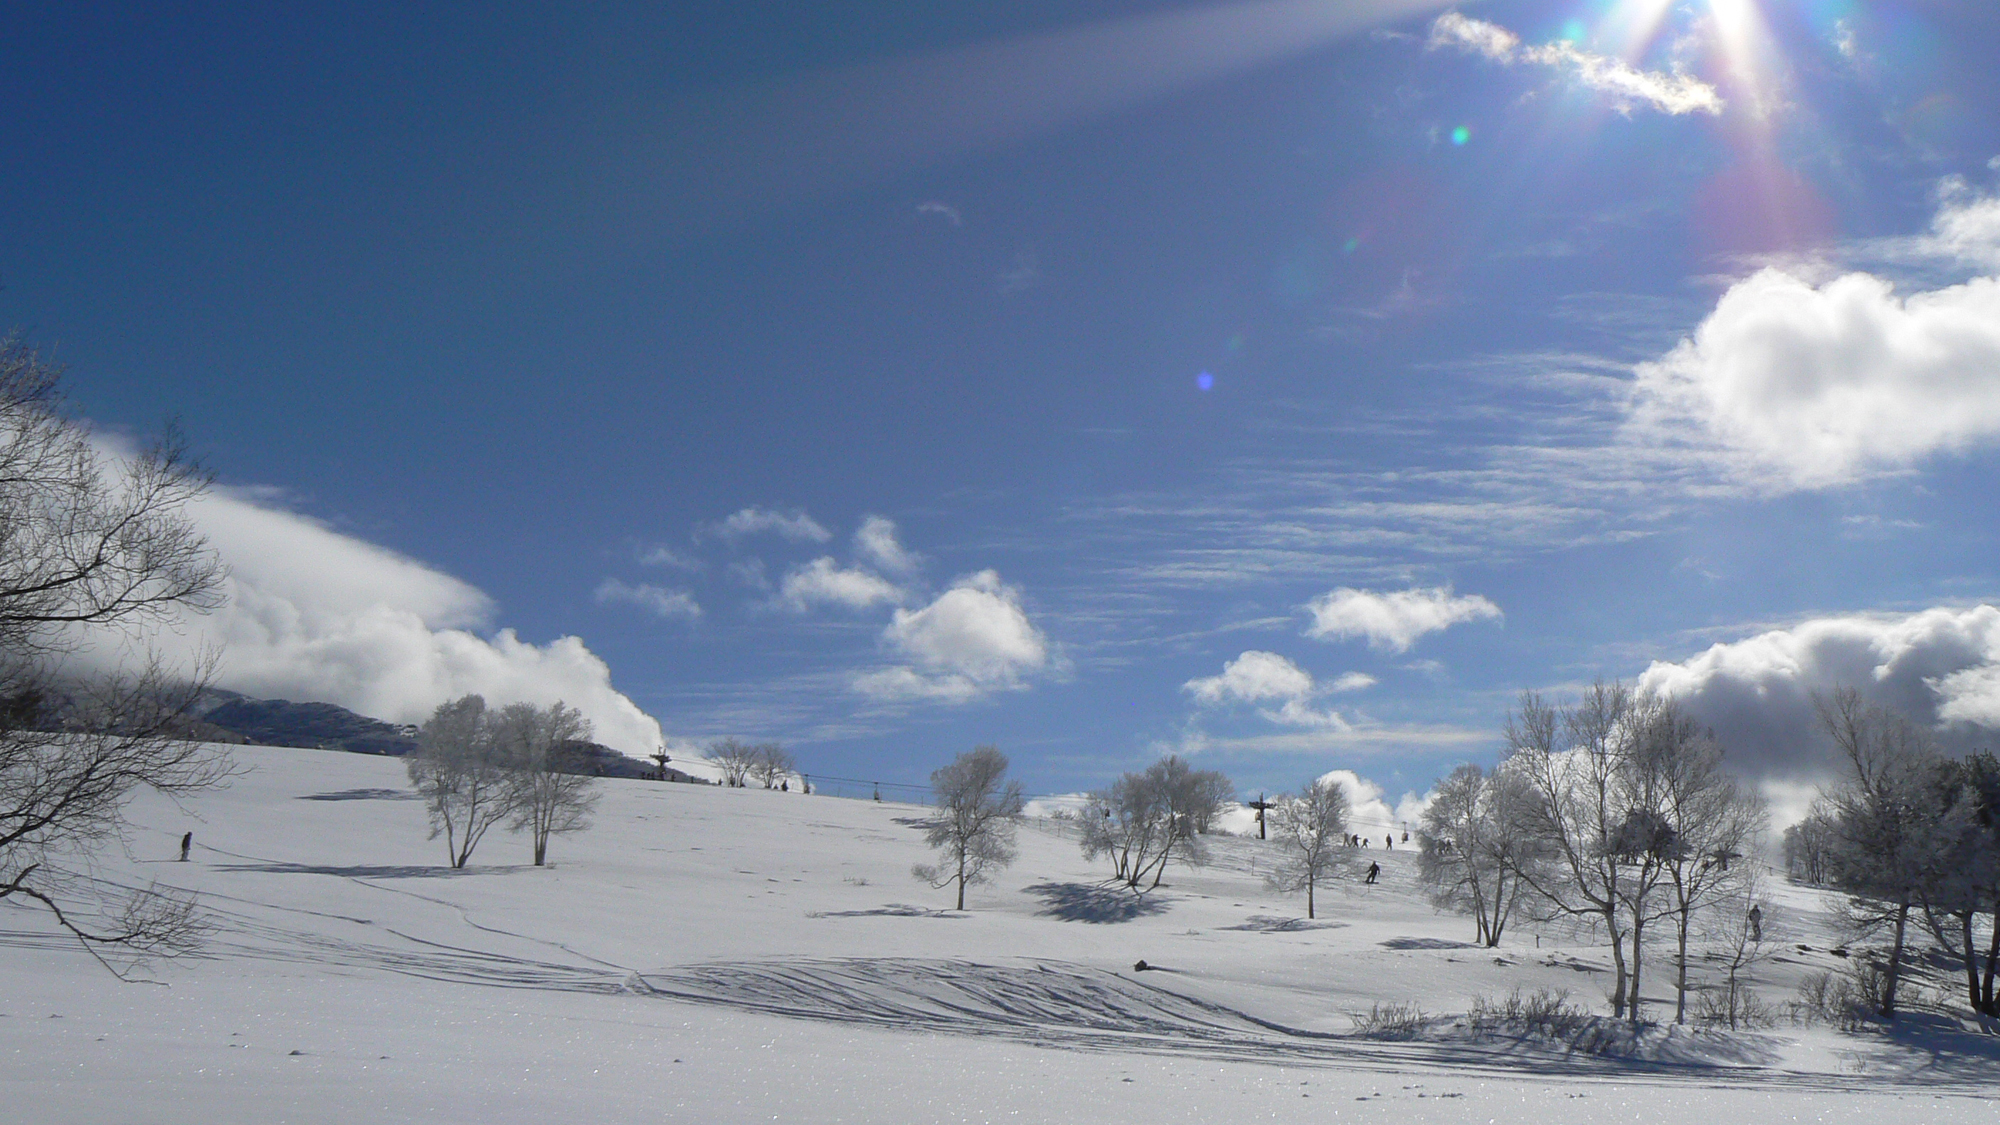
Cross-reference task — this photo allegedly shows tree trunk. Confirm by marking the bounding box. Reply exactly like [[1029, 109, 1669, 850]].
[[1606, 911, 1628, 1019], [1674, 904, 1692, 1024], [956, 853, 967, 911], [1306, 876, 1315, 920], [1882, 901, 1910, 1018], [1628, 914, 1646, 1024], [1960, 911, 1981, 1016], [1981, 900, 2000, 1015]]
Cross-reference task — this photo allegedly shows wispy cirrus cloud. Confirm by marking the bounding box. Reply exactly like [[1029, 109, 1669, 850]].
[[1427, 11, 1723, 117], [595, 578, 703, 621]]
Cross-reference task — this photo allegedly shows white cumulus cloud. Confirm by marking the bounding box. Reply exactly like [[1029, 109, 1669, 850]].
[[1303, 586, 1502, 652], [1930, 176, 2000, 270], [853, 515, 922, 575], [1310, 769, 1430, 839], [777, 557, 906, 612], [1630, 268, 2000, 489], [1182, 650, 1362, 730], [1428, 12, 1723, 116], [594, 578, 702, 621], [709, 506, 831, 544], [1636, 604, 2000, 778], [853, 570, 1051, 703]]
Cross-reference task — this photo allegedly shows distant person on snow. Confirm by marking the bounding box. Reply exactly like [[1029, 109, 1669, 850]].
[[179, 831, 192, 862], [1385, 836, 1392, 849], [1365, 861, 1380, 885]]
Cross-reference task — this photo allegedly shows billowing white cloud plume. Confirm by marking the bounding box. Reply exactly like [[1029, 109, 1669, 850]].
[[1304, 586, 1502, 652], [1182, 650, 1362, 730], [708, 506, 831, 544], [854, 515, 922, 575], [1428, 12, 1722, 116], [117, 486, 668, 755], [594, 578, 701, 621], [1312, 769, 1430, 839], [1630, 269, 2000, 489], [777, 557, 905, 612], [1930, 176, 2000, 270], [1636, 604, 2000, 778], [853, 570, 1050, 703]]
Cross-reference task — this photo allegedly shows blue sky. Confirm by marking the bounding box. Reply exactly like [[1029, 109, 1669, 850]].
[[8, 1, 2000, 813]]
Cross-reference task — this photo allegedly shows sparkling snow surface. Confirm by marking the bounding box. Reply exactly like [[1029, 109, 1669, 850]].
[[4, 745, 1996, 1122]]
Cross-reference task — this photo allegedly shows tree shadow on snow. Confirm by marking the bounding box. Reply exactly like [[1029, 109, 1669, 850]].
[[215, 862, 522, 879], [297, 788, 418, 801], [1223, 915, 1346, 933], [808, 904, 965, 919], [1026, 882, 1170, 924], [1379, 936, 1476, 950]]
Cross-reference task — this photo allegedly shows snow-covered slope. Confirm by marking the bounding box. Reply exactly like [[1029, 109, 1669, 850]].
[[3, 744, 1995, 1123]]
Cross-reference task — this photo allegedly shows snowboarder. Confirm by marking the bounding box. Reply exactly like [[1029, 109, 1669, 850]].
[[1385, 836, 1393, 850], [1365, 861, 1380, 884], [1748, 904, 1763, 944], [179, 831, 192, 862]]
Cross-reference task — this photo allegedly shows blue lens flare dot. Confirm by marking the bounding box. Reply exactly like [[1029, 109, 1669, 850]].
[[1451, 125, 1471, 146], [1196, 371, 1214, 391]]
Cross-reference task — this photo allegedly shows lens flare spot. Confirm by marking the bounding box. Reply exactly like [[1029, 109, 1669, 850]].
[[1561, 18, 1586, 42], [1451, 125, 1471, 146], [1196, 371, 1214, 392], [1342, 236, 1360, 254]]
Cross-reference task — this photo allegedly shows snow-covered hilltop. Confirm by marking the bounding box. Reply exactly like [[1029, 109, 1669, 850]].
[[4, 744, 1996, 1123]]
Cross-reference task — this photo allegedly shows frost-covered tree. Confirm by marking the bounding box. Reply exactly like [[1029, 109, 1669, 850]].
[[913, 746, 1023, 910], [1418, 763, 1536, 947], [750, 742, 795, 790], [1266, 777, 1347, 918], [1505, 682, 1653, 1020], [707, 737, 757, 787], [1783, 802, 1837, 885], [407, 695, 515, 869], [0, 338, 231, 968], [1913, 751, 2000, 1017], [1080, 755, 1231, 891], [1818, 689, 1952, 1019], [1629, 704, 1764, 1024], [495, 701, 599, 866]]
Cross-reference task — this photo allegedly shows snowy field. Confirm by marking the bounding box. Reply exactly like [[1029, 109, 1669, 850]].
[[4, 744, 1997, 1123]]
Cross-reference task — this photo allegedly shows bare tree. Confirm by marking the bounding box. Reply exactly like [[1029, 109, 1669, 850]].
[[407, 695, 515, 869], [750, 742, 795, 790], [707, 737, 757, 787], [0, 338, 231, 970], [913, 746, 1024, 910], [495, 701, 600, 866], [1701, 872, 1775, 1030], [1267, 777, 1347, 918], [1418, 763, 1537, 947]]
